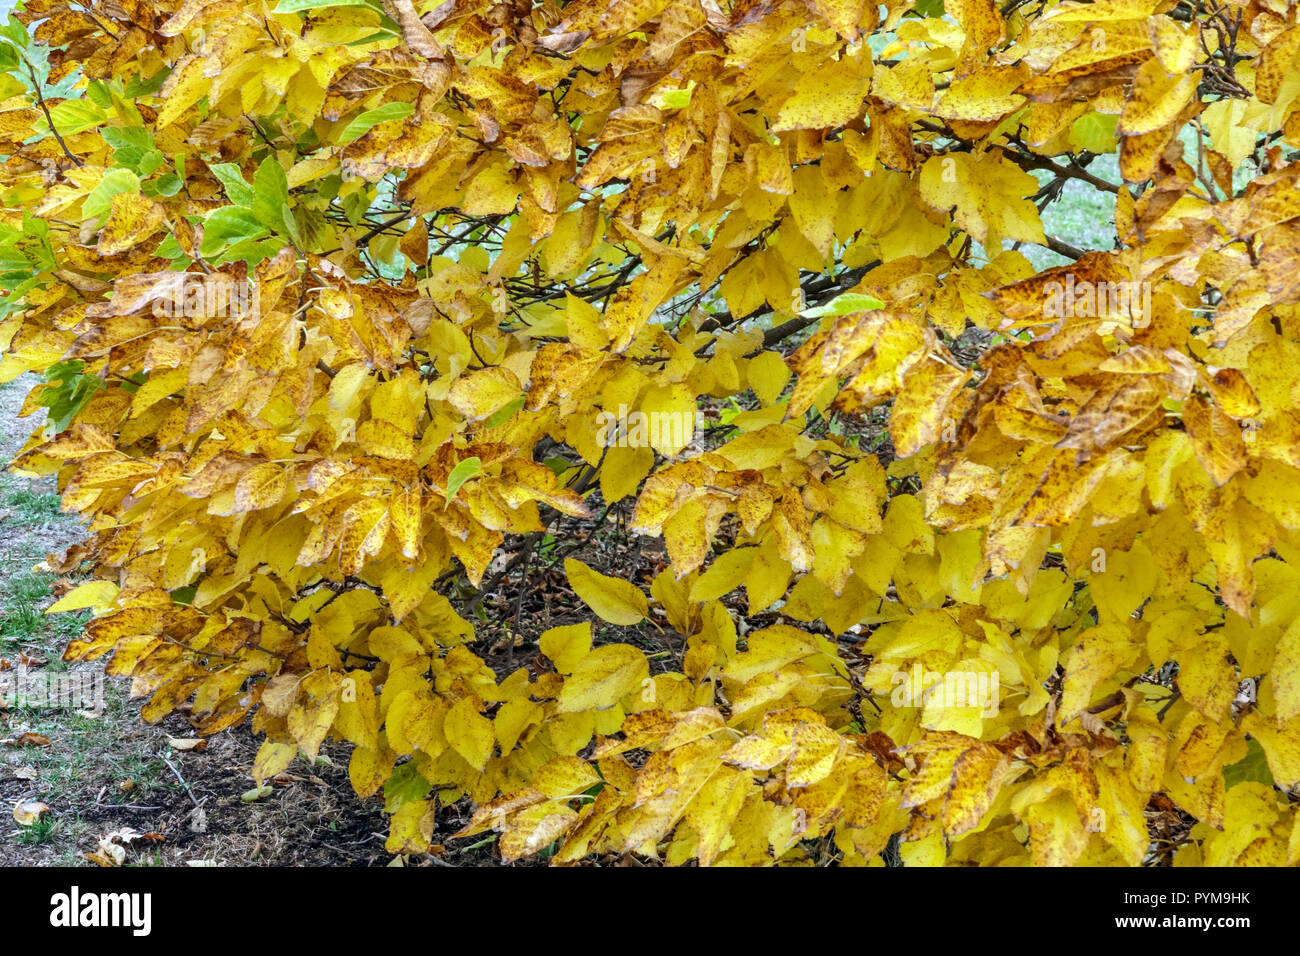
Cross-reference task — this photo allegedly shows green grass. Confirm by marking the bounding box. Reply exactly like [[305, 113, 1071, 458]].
[[15, 700, 173, 802], [0, 568, 56, 645], [52, 606, 90, 642], [7, 568, 52, 604], [15, 813, 57, 845], [0, 600, 42, 643], [4, 486, 63, 521]]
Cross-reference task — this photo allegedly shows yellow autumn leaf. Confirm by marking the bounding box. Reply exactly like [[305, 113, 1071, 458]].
[[557, 643, 649, 713], [448, 367, 522, 422], [444, 697, 495, 770], [46, 580, 119, 614], [564, 558, 649, 625], [532, 755, 602, 798], [233, 462, 289, 513], [97, 192, 166, 257], [918, 151, 1045, 248], [539, 622, 592, 674]]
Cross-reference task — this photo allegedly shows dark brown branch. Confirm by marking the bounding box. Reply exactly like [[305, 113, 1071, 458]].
[[24, 58, 82, 167], [1041, 235, 1087, 261], [699, 263, 877, 339], [1002, 146, 1120, 195]]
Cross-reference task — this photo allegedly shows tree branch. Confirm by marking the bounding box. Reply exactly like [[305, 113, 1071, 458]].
[[24, 57, 82, 167]]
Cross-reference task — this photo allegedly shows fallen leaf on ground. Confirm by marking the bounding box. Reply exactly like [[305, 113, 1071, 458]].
[[14, 799, 50, 825], [86, 844, 126, 866], [44, 545, 87, 574], [85, 827, 165, 866]]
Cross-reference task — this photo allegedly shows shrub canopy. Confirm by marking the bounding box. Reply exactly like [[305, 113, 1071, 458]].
[[2, 0, 1300, 865]]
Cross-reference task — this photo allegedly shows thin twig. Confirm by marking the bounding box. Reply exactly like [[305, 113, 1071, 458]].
[[161, 754, 202, 807], [23, 57, 82, 167]]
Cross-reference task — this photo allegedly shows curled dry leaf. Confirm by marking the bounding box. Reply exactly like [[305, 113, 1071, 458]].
[[13, 799, 50, 826], [45, 545, 89, 574], [85, 827, 165, 866], [84, 847, 124, 867]]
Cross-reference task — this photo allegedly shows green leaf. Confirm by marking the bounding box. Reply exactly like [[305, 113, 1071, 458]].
[[124, 67, 170, 98], [154, 232, 185, 261], [445, 456, 482, 503], [1071, 113, 1118, 154], [0, 276, 40, 320], [338, 102, 413, 145], [210, 162, 254, 209], [800, 291, 885, 318], [83, 168, 140, 223], [38, 360, 104, 431], [220, 237, 287, 269], [147, 172, 183, 198], [1223, 737, 1273, 790], [85, 81, 113, 110], [383, 762, 430, 812], [542, 455, 572, 476], [483, 394, 525, 428], [137, 149, 166, 177], [170, 585, 198, 606], [0, 17, 30, 51], [252, 158, 301, 246], [44, 99, 107, 136], [102, 125, 153, 164], [200, 206, 269, 257]]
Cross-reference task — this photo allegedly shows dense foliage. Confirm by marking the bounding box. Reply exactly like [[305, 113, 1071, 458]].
[[2, 0, 1300, 865]]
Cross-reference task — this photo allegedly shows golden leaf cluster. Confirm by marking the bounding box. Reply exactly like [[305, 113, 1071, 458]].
[[2, 0, 1299, 865]]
